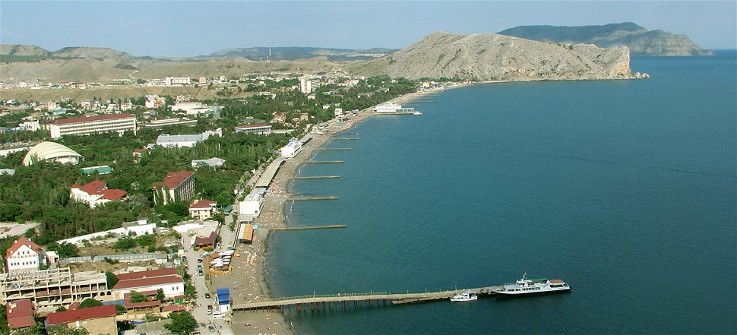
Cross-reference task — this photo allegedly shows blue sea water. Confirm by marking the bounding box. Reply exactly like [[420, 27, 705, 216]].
[[266, 51, 737, 334]]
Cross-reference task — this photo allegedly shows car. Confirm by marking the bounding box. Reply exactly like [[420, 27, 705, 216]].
[[208, 325, 216, 333], [205, 293, 211, 299], [212, 311, 224, 318], [197, 258, 203, 263], [198, 271, 204, 276], [207, 308, 212, 315]]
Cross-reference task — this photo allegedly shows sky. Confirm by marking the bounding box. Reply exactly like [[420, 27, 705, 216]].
[[1, 1, 735, 57]]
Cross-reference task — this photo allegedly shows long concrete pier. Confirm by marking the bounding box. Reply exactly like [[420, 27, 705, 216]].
[[318, 148, 353, 151], [269, 225, 347, 231], [334, 137, 360, 140], [287, 196, 339, 201], [232, 286, 504, 312], [303, 160, 344, 164], [291, 175, 341, 180]]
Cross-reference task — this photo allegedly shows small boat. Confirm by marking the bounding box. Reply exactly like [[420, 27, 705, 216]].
[[450, 291, 478, 302], [497, 273, 571, 297]]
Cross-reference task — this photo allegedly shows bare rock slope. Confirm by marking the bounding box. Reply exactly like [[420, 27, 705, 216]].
[[348, 32, 633, 81]]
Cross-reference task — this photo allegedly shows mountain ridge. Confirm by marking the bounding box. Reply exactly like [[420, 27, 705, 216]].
[[499, 22, 712, 56]]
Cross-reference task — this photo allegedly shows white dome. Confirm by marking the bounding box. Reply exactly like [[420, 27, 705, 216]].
[[22, 141, 82, 166]]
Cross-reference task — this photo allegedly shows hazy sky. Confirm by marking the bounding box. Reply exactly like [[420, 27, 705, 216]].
[[1, 1, 735, 57]]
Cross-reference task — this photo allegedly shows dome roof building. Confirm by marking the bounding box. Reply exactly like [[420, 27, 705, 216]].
[[22, 141, 82, 166]]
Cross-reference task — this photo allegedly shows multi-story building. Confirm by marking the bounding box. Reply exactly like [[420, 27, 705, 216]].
[[5, 237, 47, 272], [234, 123, 272, 135], [70, 180, 127, 208], [49, 114, 137, 139], [164, 76, 191, 86], [152, 171, 195, 205], [0, 268, 108, 312], [299, 76, 313, 94], [189, 199, 217, 220]]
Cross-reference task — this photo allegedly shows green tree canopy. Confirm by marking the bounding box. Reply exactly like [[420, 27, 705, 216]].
[[129, 290, 147, 303], [78, 298, 103, 309], [164, 311, 197, 335]]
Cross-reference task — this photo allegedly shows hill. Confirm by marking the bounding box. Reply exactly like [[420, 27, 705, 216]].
[[346, 32, 633, 81], [209, 47, 397, 61], [499, 23, 712, 56]]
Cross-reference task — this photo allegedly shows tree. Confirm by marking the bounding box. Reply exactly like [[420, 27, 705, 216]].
[[130, 290, 147, 303], [164, 311, 197, 335], [114, 237, 136, 250], [156, 288, 165, 302], [105, 271, 119, 288], [78, 298, 103, 309]]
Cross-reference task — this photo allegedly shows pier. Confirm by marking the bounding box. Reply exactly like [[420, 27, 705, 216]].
[[269, 225, 347, 231], [334, 137, 360, 140], [318, 147, 353, 151], [303, 160, 344, 164], [287, 196, 339, 201], [232, 285, 504, 313], [291, 175, 341, 180]]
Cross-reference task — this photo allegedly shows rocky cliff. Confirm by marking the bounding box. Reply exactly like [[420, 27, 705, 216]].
[[499, 23, 712, 56], [347, 32, 633, 81]]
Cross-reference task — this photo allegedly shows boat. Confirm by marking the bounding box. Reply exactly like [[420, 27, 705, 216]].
[[496, 273, 571, 297], [373, 102, 421, 115], [450, 291, 478, 302]]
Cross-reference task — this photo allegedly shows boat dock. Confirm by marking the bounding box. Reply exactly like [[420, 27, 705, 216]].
[[232, 285, 504, 313], [318, 148, 353, 151], [334, 137, 360, 140]]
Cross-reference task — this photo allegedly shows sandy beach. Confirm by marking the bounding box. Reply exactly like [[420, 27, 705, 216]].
[[211, 88, 442, 335]]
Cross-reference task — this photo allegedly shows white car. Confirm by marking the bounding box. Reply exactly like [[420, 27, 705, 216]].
[[212, 311, 224, 318]]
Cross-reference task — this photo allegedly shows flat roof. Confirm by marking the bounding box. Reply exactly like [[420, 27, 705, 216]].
[[255, 157, 285, 188]]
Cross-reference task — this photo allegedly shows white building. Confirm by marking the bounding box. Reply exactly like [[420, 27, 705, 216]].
[[49, 114, 137, 139], [171, 102, 214, 116], [155, 129, 222, 148], [238, 188, 266, 220], [189, 199, 217, 220], [70, 180, 127, 208], [164, 76, 191, 86], [112, 268, 184, 301], [299, 76, 312, 94], [19, 120, 40, 132], [191, 157, 225, 169], [280, 138, 302, 158], [234, 123, 272, 135], [5, 237, 47, 272]]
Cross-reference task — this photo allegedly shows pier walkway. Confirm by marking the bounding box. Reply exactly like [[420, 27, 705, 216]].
[[232, 285, 503, 312]]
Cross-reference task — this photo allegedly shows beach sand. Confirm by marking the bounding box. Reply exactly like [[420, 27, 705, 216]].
[[213, 89, 442, 334]]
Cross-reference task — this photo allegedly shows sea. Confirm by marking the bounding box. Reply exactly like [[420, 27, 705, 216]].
[[266, 51, 737, 334]]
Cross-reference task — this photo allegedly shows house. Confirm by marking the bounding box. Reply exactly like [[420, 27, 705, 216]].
[[112, 268, 185, 301], [70, 180, 127, 208], [193, 232, 217, 249], [46, 305, 117, 335], [5, 237, 47, 272], [152, 171, 195, 205], [132, 148, 147, 158], [6, 299, 35, 330], [189, 199, 217, 220], [280, 138, 302, 158]]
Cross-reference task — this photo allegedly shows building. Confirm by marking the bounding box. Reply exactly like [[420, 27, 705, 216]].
[[154, 129, 222, 148], [70, 180, 127, 208], [46, 305, 117, 335], [152, 171, 195, 205], [189, 199, 217, 220], [280, 138, 302, 158], [191, 157, 225, 169], [0, 268, 108, 312], [234, 123, 272, 135], [193, 232, 217, 249], [239, 187, 265, 221], [171, 102, 215, 116], [215, 288, 230, 312], [299, 76, 313, 94], [80, 165, 113, 175], [5, 237, 47, 272], [22, 141, 82, 166], [112, 268, 184, 301], [49, 114, 137, 139], [164, 76, 191, 86], [6, 299, 35, 330]]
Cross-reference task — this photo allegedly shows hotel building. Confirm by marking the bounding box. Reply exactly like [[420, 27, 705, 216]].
[[49, 114, 137, 139]]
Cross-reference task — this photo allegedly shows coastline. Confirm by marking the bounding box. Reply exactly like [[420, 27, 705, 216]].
[[215, 87, 444, 334]]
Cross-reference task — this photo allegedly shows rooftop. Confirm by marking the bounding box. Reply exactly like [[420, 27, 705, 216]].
[[154, 171, 193, 189], [47, 305, 116, 325], [53, 113, 135, 125]]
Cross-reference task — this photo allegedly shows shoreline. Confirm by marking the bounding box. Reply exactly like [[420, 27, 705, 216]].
[[217, 87, 446, 334]]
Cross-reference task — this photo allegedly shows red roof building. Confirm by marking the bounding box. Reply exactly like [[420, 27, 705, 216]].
[[152, 171, 195, 205], [46, 305, 117, 335], [50, 113, 137, 139], [70, 180, 127, 208], [112, 268, 184, 301], [5, 237, 47, 272], [6, 299, 35, 329], [194, 231, 218, 249], [189, 199, 217, 220]]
